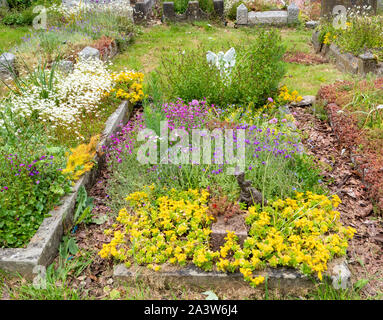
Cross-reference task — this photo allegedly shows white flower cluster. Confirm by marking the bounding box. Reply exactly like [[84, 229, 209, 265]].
[[347, 4, 373, 17], [0, 59, 113, 137], [49, 0, 132, 19]]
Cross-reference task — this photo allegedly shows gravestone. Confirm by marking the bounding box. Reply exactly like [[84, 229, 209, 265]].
[[184, 1, 208, 20], [287, 3, 300, 24], [163, 1, 176, 19], [321, 0, 377, 16], [236, 3, 248, 25], [213, 0, 224, 17]]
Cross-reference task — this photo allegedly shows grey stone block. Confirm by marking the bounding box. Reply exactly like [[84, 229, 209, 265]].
[[248, 11, 288, 26], [57, 60, 74, 74], [306, 20, 318, 29], [78, 46, 100, 61], [290, 95, 316, 107], [311, 30, 322, 53], [236, 3, 248, 25], [0, 52, 16, 80], [287, 3, 300, 24], [163, 1, 175, 19], [134, 0, 154, 22], [358, 52, 378, 75], [184, 1, 208, 21], [331, 261, 351, 289]]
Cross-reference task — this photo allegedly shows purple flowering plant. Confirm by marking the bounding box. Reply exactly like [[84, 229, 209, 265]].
[[0, 151, 71, 248]]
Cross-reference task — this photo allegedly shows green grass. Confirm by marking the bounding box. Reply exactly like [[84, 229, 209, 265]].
[[113, 24, 349, 96], [0, 24, 31, 51]]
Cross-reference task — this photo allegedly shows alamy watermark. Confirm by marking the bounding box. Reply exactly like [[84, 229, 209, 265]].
[[136, 121, 246, 175]]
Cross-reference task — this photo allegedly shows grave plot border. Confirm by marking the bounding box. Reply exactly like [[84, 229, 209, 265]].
[[0, 100, 132, 279]]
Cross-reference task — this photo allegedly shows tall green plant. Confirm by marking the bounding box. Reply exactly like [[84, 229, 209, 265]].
[[157, 28, 286, 109]]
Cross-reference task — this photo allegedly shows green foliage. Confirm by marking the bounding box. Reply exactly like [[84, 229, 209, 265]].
[[165, 0, 214, 14], [8, 236, 92, 300], [0, 60, 72, 248], [73, 186, 94, 226], [157, 28, 286, 109], [1, 6, 36, 25]]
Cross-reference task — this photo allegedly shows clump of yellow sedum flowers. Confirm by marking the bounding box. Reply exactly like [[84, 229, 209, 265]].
[[106, 71, 145, 104], [99, 188, 355, 288], [99, 186, 218, 271], [62, 135, 100, 182], [278, 86, 303, 103]]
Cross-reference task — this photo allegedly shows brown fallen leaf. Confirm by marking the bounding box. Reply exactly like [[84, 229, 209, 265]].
[[358, 204, 373, 218]]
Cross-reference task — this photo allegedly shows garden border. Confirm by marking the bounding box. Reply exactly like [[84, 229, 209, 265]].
[[311, 30, 383, 76], [0, 100, 132, 279], [113, 256, 350, 292]]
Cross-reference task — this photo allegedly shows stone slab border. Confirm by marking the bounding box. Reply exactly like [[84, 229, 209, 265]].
[[114, 255, 351, 292], [0, 100, 132, 279], [162, 0, 224, 22], [236, 3, 299, 27], [311, 30, 383, 76], [114, 264, 314, 293]]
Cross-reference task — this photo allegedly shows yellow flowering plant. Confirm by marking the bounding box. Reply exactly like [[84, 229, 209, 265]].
[[98, 186, 219, 272], [62, 135, 100, 182], [105, 71, 145, 104], [277, 86, 303, 104], [99, 187, 355, 288]]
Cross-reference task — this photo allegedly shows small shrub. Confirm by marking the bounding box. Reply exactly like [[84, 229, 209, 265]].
[[157, 28, 286, 109]]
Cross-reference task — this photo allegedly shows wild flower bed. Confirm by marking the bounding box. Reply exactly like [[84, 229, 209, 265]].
[[97, 28, 356, 286], [317, 7, 383, 61], [0, 56, 145, 247]]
